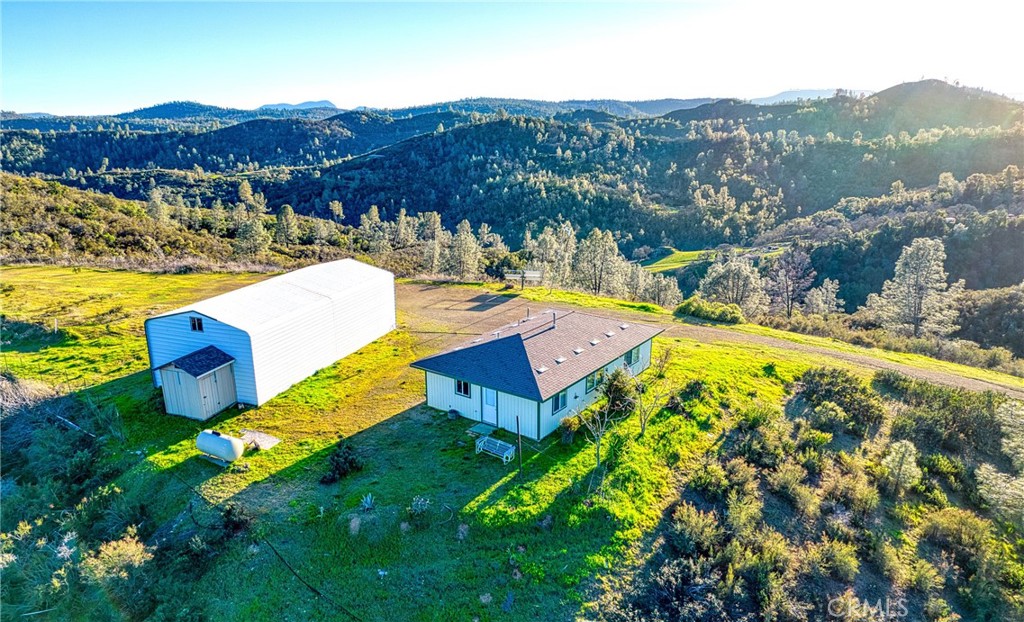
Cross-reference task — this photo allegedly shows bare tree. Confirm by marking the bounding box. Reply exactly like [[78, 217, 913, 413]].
[[766, 248, 815, 317], [632, 347, 674, 437], [574, 368, 636, 469]]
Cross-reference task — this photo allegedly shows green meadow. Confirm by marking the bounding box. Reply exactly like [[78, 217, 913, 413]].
[[3, 266, 1019, 621]]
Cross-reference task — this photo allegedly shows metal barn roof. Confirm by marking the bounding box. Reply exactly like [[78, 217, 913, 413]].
[[151, 259, 392, 335], [411, 310, 664, 401]]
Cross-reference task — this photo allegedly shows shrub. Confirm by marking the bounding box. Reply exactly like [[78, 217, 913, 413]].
[[801, 368, 885, 435], [920, 453, 966, 490], [875, 370, 1004, 454], [877, 541, 909, 587], [725, 490, 763, 541], [668, 501, 723, 556], [737, 406, 794, 468], [809, 537, 859, 582], [407, 495, 431, 529], [80, 526, 155, 617], [808, 400, 849, 432], [911, 559, 943, 593], [690, 460, 729, 500], [559, 415, 581, 445], [922, 508, 992, 572], [674, 294, 745, 324], [768, 460, 806, 497], [724, 457, 759, 498], [821, 464, 880, 519], [320, 443, 364, 484]]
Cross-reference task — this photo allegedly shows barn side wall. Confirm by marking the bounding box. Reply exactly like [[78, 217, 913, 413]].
[[248, 271, 397, 405], [145, 314, 257, 405]]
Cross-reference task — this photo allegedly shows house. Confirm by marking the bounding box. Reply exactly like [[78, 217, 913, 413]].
[[144, 259, 396, 420], [411, 309, 664, 440]]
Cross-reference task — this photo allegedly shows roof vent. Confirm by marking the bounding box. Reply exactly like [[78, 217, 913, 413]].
[[590, 338, 601, 346], [472, 338, 483, 343], [535, 366, 549, 374], [573, 347, 585, 355], [604, 331, 615, 338], [620, 323, 630, 330], [554, 356, 566, 364]]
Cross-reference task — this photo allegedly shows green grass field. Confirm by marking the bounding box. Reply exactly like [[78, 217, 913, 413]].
[[3, 265, 1020, 620], [639, 248, 706, 273]]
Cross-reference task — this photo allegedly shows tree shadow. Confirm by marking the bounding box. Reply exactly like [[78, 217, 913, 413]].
[[0, 317, 72, 353]]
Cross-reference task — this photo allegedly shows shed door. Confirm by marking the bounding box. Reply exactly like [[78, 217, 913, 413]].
[[482, 388, 498, 425], [197, 364, 237, 420]]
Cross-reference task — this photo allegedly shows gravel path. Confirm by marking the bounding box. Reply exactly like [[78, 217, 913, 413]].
[[396, 283, 1024, 401]]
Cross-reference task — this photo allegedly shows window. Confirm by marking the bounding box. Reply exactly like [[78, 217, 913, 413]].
[[552, 389, 567, 414], [585, 369, 605, 393], [190, 317, 204, 332], [455, 379, 471, 397], [625, 346, 641, 366]]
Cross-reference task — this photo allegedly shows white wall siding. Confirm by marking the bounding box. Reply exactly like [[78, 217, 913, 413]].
[[497, 392, 539, 440], [424, 372, 478, 418], [538, 337, 656, 439], [145, 314, 257, 404]]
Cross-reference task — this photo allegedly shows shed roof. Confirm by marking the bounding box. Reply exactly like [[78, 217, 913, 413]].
[[411, 310, 663, 401], [163, 345, 235, 378], [149, 259, 392, 335]]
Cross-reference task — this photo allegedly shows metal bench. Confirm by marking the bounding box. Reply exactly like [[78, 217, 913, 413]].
[[475, 435, 516, 464]]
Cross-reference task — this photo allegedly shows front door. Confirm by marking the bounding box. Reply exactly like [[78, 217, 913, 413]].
[[482, 388, 498, 425]]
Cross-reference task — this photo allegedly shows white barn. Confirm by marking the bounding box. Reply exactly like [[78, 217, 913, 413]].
[[411, 310, 663, 440], [145, 259, 396, 420]]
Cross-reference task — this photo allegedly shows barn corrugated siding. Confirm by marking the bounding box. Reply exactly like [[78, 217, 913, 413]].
[[146, 315, 257, 404]]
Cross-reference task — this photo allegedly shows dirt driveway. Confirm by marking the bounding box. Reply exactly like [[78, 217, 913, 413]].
[[396, 283, 1024, 401]]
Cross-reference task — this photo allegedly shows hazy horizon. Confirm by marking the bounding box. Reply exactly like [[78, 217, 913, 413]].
[[3, 1, 1022, 116]]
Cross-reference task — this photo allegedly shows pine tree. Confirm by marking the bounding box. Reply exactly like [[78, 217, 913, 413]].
[[233, 217, 271, 257], [882, 440, 922, 493], [328, 200, 344, 223], [274, 204, 299, 245], [447, 220, 481, 279], [865, 238, 964, 337], [146, 188, 167, 223]]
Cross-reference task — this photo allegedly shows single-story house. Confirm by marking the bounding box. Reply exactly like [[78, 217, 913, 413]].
[[411, 309, 664, 440], [144, 259, 396, 420]]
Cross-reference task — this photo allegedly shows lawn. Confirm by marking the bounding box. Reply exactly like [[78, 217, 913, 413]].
[[2, 265, 857, 621]]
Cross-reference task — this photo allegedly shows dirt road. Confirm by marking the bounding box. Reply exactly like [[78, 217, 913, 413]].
[[396, 283, 1024, 401]]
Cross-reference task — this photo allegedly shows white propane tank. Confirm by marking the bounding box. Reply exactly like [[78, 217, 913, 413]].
[[196, 430, 245, 463]]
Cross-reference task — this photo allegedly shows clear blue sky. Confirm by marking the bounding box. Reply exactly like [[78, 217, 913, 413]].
[[3, 1, 1021, 115]]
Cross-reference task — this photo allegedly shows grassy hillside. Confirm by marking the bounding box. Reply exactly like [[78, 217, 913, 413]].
[[3, 267, 1021, 621]]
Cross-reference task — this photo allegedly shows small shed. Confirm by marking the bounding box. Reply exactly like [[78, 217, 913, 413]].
[[159, 346, 237, 420], [145, 259, 396, 419]]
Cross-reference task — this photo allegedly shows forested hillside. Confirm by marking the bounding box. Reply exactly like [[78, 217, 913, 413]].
[[3, 79, 1023, 365]]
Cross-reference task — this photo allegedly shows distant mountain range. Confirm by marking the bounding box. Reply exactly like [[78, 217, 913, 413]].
[[2, 88, 886, 131], [258, 100, 338, 111]]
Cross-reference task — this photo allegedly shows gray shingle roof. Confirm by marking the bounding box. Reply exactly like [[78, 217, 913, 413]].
[[411, 310, 663, 401], [163, 345, 235, 378]]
